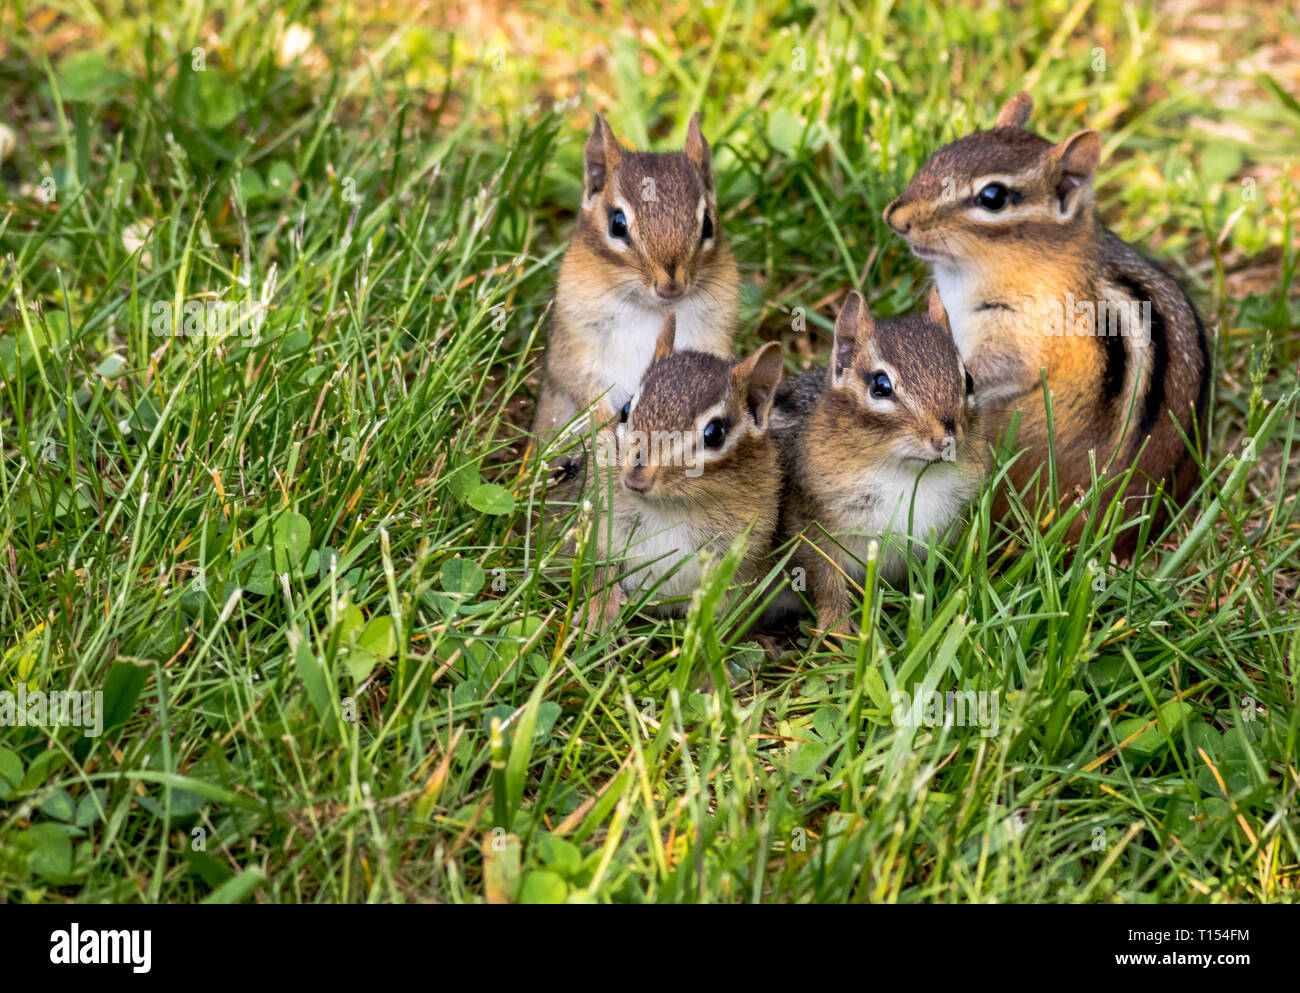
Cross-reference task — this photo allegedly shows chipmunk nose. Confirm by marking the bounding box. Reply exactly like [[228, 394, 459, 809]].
[[929, 420, 962, 458], [623, 465, 656, 494], [654, 279, 685, 301]]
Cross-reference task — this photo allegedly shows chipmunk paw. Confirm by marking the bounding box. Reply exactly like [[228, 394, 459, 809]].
[[580, 582, 627, 635]]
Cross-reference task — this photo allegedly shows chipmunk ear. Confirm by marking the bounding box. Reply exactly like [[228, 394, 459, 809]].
[[831, 291, 874, 388], [927, 286, 951, 333], [995, 92, 1033, 129], [1049, 129, 1101, 218], [684, 112, 713, 190], [732, 341, 783, 429], [585, 114, 623, 199], [653, 311, 677, 362]]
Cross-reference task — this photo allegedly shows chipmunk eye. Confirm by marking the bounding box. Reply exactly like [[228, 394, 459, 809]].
[[702, 418, 728, 449], [619, 401, 630, 424], [869, 371, 894, 399], [965, 371, 975, 396], [975, 183, 1010, 211], [701, 211, 714, 242], [608, 209, 629, 240]]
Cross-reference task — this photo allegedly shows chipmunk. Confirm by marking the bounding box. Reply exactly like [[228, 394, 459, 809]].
[[770, 290, 986, 635], [532, 113, 741, 445], [575, 313, 783, 631], [883, 93, 1210, 550]]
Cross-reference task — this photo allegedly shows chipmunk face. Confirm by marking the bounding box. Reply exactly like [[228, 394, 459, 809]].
[[578, 114, 725, 306], [614, 314, 782, 500], [882, 93, 1101, 275], [828, 290, 975, 464]]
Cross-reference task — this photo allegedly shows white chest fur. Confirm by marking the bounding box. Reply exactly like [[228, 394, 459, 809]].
[[608, 500, 732, 611], [933, 263, 1040, 404], [824, 459, 978, 581], [586, 294, 728, 408], [932, 263, 981, 356]]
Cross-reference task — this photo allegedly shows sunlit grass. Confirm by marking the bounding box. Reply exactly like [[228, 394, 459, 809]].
[[0, 0, 1297, 903]]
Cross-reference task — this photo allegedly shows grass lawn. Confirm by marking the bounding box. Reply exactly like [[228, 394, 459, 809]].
[[0, 0, 1297, 904]]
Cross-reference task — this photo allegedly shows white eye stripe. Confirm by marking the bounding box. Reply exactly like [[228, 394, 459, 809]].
[[968, 171, 1037, 195], [693, 400, 736, 458], [695, 400, 730, 439], [696, 195, 718, 244], [966, 201, 1055, 223], [861, 348, 899, 384], [959, 173, 1031, 213], [603, 199, 636, 251], [862, 360, 903, 405], [695, 400, 729, 425]]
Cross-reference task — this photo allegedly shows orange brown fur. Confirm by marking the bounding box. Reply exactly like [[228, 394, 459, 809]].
[[884, 94, 1210, 552], [572, 315, 783, 630], [771, 291, 987, 634], [532, 114, 740, 444]]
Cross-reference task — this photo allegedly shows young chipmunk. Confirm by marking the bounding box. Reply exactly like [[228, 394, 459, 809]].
[[883, 93, 1210, 550], [580, 314, 783, 631], [532, 113, 741, 444], [771, 290, 986, 635]]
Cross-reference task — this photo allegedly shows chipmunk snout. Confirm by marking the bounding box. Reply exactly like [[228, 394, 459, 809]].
[[884, 198, 910, 234], [928, 419, 963, 458], [653, 270, 687, 301], [622, 464, 656, 495]]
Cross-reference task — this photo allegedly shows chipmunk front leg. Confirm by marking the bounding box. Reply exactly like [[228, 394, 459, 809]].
[[582, 565, 627, 634], [808, 550, 856, 642]]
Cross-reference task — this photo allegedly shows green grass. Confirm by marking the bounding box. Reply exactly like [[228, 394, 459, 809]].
[[1, 0, 1297, 903]]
